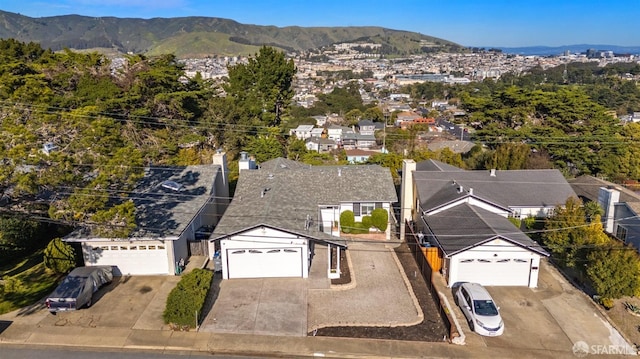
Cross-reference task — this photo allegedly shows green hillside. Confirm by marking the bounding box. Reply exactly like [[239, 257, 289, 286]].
[[0, 10, 462, 57]]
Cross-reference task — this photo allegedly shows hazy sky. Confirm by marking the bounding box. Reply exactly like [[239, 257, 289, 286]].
[[1, 0, 639, 47]]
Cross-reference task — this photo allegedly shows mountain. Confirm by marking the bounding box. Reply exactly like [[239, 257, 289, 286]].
[[0, 10, 462, 58], [497, 44, 640, 56]]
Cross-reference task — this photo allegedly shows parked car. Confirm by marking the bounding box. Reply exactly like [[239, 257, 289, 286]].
[[454, 282, 504, 336], [46, 266, 113, 314]]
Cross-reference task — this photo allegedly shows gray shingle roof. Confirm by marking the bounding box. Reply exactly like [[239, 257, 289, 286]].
[[67, 165, 221, 240], [212, 161, 397, 243], [414, 168, 576, 211], [415, 159, 465, 172], [569, 175, 640, 216], [426, 203, 548, 256]]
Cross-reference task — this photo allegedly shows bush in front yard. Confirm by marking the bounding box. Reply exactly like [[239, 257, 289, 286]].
[[340, 210, 355, 233], [361, 215, 372, 230], [43, 238, 76, 274], [163, 268, 213, 329], [371, 208, 388, 232], [351, 222, 370, 234]]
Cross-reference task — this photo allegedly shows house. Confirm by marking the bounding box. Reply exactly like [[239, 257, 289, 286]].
[[356, 119, 377, 136], [64, 152, 229, 276], [341, 133, 377, 150], [327, 125, 355, 143], [305, 137, 337, 153], [312, 115, 328, 126], [400, 159, 577, 288], [400, 117, 435, 130], [310, 127, 325, 138], [290, 125, 315, 140], [569, 175, 640, 251], [394, 111, 422, 127], [345, 149, 377, 163], [209, 157, 398, 279]]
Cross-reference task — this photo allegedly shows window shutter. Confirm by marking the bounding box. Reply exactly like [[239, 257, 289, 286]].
[[353, 203, 360, 216]]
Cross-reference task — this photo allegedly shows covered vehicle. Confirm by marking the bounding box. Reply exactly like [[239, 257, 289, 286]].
[[45, 266, 113, 314]]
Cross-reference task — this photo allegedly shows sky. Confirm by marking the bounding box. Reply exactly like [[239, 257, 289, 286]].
[[1, 0, 639, 48]]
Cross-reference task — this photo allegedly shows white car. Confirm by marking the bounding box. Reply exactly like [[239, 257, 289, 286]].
[[454, 282, 504, 336]]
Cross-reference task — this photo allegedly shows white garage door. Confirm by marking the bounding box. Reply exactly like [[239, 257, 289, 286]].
[[226, 247, 303, 279], [456, 258, 531, 286], [85, 244, 169, 275]]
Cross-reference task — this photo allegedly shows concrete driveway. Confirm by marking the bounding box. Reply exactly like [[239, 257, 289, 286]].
[[199, 278, 307, 336], [34, 276, 176, 330], [450, 260, 634, 353]]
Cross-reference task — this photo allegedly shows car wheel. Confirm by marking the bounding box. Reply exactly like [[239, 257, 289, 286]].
[[454, 295, 459, 306], [468, 319, 475, 331], [86, 297, 92, 308]]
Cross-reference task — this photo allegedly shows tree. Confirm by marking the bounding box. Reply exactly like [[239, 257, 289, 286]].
[[44, 238, 76, 274], [586, 241, 640, 300], [0, 215, 45, 251], [542, 197, 589, 268], [224, 46, 296, 127], [245, 134, 285, 163]]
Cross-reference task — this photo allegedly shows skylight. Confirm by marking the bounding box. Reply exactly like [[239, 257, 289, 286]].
[[161, 180, 184, 191]]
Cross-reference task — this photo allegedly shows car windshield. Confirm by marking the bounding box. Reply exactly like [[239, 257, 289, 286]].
[[473, 299, 499, 316]]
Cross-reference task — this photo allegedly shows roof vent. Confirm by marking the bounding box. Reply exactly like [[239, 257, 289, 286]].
[[338, 168, 342, 177], [268, 173, 274, 180], [490, 168, 496, 177], [161, 180, 184, 192], [458, 185, 464, 194], [261, 187, 271, 198]]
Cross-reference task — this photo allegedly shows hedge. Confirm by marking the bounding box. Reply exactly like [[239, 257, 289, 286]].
[[163, 268, 213, 329], [340, 210, 355, 233], [361, 215, 372, 230], [371, 208, 388, 232]]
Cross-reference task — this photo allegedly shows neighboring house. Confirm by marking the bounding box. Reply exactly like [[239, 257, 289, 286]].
[[312, 115, 328, 126], [569, 175, 640, 251], [345, 149, 377, 163], [305, 137, 337, 153], [341, 133, 377, 150], [400, 159, 577, 288], [357, 119, 377, 136], [64, 152, 229, 276], [400, 117, 435, 130], [209, 157, 398, 280], [395, 111, 421, 127], [310, 127, 325, 138], [327, 125, 355, 143], [290, 125, 315, 140]]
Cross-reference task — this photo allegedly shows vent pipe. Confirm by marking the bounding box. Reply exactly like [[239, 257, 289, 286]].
[[490, 168, 496, 177]]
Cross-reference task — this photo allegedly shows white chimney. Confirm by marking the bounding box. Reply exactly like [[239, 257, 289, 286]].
[[490, 168, 496, 177], [598, 187, 620, 234], [400, 159, 416, 241], [469, 188, 473, 195]]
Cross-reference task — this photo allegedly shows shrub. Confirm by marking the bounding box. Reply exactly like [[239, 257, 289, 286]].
[[43, 238, 76, 274], [351, 222, 370, 234], [523, 216, 536, 230], [371, 208, 388, 232], [600, 297, 614, 310], [340, 210, 355, 233], [507, 217, 521, 229], [361, 215, 372, 230], [163, 268, 214, 329]]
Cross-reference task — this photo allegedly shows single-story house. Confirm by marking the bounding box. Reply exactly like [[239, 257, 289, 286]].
[[345, 149, 377, 164], [64, 152, 229, 276], [209, 157, 398, 280], [400, 159, 577, 287], [570, 175, 640, 251]]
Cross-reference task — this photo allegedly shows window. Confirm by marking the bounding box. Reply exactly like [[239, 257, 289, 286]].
[[616, 225, 628, 243], [110, 246, 119, 250]]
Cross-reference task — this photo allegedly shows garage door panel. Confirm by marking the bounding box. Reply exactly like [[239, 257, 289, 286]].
[[85, 244, 169, 275], [456, 258, 531, 286], [227, 247, 303, 279]]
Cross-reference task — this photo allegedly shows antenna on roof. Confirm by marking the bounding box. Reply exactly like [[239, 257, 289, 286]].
[[305, 214, 312, 231]]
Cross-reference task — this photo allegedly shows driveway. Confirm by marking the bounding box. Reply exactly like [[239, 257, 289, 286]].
[[199, 241, 422, 337], [449, 260, 634, 353], [2, 276, 176, 331]]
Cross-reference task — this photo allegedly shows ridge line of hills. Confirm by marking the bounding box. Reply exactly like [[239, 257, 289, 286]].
[[0, 10, 462, 58]]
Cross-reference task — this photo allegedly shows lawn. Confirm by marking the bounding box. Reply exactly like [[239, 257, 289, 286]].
[[0, 250, 61, 315]]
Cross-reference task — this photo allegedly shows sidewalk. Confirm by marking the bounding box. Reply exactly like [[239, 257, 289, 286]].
[[0, 322, 578, 358]]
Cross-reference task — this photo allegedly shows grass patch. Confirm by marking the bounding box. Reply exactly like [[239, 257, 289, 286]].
[[0, 251, 61, 315]]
